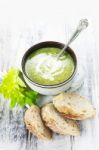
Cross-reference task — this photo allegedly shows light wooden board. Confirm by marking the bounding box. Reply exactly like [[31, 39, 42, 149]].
[[0, 23, 99, 150]]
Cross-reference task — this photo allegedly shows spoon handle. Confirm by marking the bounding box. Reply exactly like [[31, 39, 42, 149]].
[[57, 19, 88, 58]]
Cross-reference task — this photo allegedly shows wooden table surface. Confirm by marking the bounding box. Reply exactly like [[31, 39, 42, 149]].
[[0, 17, 99, 150]]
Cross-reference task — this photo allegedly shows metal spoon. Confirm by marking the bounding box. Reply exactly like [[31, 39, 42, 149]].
[[57, 19, 88, 59]]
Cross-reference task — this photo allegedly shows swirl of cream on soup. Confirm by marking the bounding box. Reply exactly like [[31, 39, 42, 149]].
[[25, 48, 75, 85]]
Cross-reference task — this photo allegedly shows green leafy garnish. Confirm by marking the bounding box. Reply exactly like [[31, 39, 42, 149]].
[[0, 68, 38, 108]]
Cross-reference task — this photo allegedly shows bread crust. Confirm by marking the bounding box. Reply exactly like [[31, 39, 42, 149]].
[[24, 105, 52, 140], [41, 103, 80, 136], [53, 92, 96, 120]]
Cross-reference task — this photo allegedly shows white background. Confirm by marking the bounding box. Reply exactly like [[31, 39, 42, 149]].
[[0, 0, 99, 150], [0, 0, 99, 50]]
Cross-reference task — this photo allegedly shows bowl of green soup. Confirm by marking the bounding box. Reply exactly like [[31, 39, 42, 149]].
[[21, 41, 77, 95]]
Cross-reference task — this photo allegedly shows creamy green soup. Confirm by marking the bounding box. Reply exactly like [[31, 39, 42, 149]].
[[25, 47, 75, 85]]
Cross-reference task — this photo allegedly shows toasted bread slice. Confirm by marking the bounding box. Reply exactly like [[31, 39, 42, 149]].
[[24, 105, 52, 140], [53, 92, 96, 120], [41, 103, 80, 136]]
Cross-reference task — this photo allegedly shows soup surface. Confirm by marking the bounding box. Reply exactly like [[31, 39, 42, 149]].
[[25, 47, 75, 85]]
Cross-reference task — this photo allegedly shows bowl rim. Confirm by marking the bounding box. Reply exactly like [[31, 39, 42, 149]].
[[21, 41, 77, 88]]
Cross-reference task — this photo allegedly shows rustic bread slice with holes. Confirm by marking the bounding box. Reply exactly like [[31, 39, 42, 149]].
[[53, 92, 96, 120], [24, 105, 52, 140], [41, 103, 80, 136]]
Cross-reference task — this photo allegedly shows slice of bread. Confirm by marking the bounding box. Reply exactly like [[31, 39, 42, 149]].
[[53, 92, 96, 120], [41, 103, 80, 136], [24, 105, 52, 140]]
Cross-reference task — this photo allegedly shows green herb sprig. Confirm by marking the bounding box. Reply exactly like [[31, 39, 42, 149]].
[[0, 68, 38, 108]]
